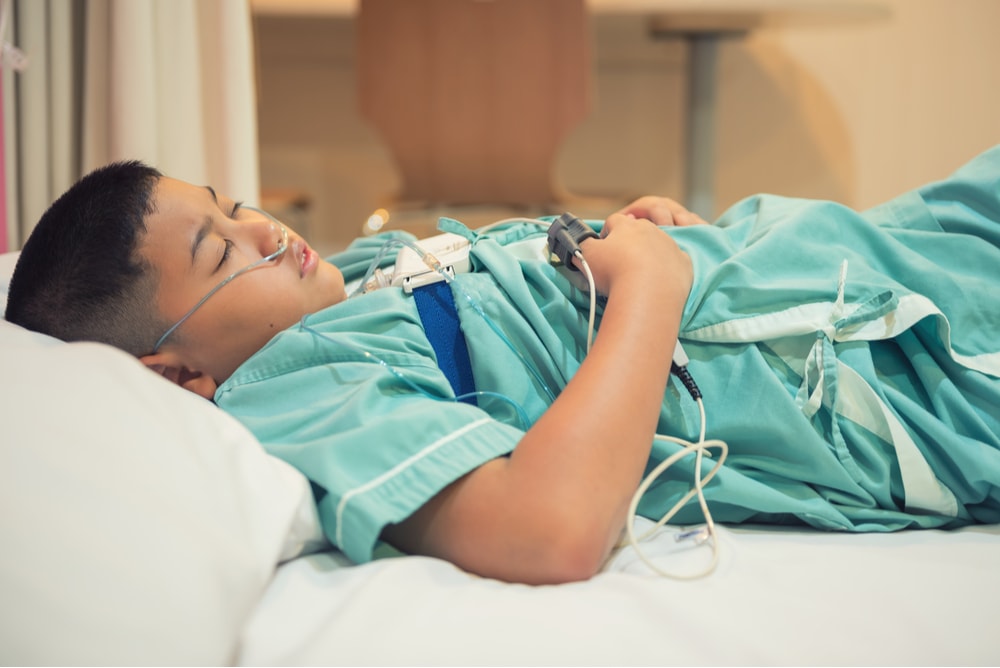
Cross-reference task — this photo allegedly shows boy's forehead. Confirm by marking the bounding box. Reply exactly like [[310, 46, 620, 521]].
[[143, 177, 215, 257], [149, 178, 220, 229], [152, 176, 213, 212]]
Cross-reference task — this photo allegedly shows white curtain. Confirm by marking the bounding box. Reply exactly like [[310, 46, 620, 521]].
[[2, 0, 78, 253], [4, 0, 259, 251]]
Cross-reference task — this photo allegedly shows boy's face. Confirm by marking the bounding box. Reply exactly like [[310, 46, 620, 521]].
[[142, 177, 347, 385]]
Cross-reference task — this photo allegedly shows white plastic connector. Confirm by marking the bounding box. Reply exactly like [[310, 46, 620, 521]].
[[390, 233, 472, 294]]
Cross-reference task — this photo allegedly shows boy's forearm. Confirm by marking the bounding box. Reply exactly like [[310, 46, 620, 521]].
[[503, 270, 686, 576], [388, 272, 687, 584], [384, 219, 692, 583]]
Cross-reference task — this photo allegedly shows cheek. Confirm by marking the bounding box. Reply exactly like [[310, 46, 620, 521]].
[[238, 299, 300, 338], [214, 309, 289, 376], [248, 287, 312, 335], [227, 264, 339, 339]]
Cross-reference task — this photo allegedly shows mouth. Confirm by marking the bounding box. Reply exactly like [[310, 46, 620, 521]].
[[296, 239, 318, 278]]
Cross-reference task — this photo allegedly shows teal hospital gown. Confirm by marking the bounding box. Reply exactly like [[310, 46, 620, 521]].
[[215, 147, 1000, 565]]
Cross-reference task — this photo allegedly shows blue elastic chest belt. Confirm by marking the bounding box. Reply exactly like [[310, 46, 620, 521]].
[[412, 281, 477, 404]]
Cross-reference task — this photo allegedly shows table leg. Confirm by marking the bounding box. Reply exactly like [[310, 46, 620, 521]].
[[684, 33, 720, 220]]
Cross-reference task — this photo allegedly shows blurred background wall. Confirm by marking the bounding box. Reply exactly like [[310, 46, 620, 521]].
[[254, 0, 999, 255]]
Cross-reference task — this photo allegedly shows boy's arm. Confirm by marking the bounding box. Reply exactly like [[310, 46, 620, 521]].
[[382, 213, 692, 584]]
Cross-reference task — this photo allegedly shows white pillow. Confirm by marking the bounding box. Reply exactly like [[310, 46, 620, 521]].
[[0, 252, 324, 664]]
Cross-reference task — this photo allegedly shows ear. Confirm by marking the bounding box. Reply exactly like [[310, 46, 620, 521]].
[[140, 352, 219, 400]]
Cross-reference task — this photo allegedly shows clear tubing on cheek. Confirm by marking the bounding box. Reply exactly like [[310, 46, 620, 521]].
[[151, 207, 289, 353]]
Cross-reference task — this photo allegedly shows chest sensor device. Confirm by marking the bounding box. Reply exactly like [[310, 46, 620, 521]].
[[391, 232, 472, 293]]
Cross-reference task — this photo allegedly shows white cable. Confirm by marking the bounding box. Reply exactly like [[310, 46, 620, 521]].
[[572, 240, 727, 579], [623, 400, 728, 580], [574, 251, 597, 353]]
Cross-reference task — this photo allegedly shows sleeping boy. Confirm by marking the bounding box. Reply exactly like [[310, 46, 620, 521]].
[[6, 147, 1000, 584]]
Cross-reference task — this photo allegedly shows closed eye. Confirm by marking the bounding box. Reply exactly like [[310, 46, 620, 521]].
[[216, 239, 234, 272], [231, 200, 244, 218]]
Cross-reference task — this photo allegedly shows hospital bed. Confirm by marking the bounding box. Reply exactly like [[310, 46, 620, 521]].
[[1, 248, 998, 665]]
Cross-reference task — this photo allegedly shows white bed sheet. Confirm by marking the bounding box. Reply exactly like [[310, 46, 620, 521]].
[[240, 519, 1000, 666]]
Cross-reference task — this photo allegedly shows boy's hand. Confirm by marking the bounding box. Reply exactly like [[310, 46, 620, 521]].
[[616, 196, 709, 227], [576, 212, 693, 300]]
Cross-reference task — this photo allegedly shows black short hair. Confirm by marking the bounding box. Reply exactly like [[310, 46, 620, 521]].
[[5, 160, 168, 356]]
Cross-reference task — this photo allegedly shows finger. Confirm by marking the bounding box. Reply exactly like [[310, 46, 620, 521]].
[[674, 210, 709, 226], [616, 197, 669, 226], [644, 200, 678, 227], [666, 201, 711, 226], [619, 196, 699, 227], [600, 211, 630, 237]]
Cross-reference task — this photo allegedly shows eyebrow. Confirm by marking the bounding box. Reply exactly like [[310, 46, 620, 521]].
[[190, 186, 219, 265]]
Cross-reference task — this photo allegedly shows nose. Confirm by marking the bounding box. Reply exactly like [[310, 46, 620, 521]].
[[243, 206, 289, 261]]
